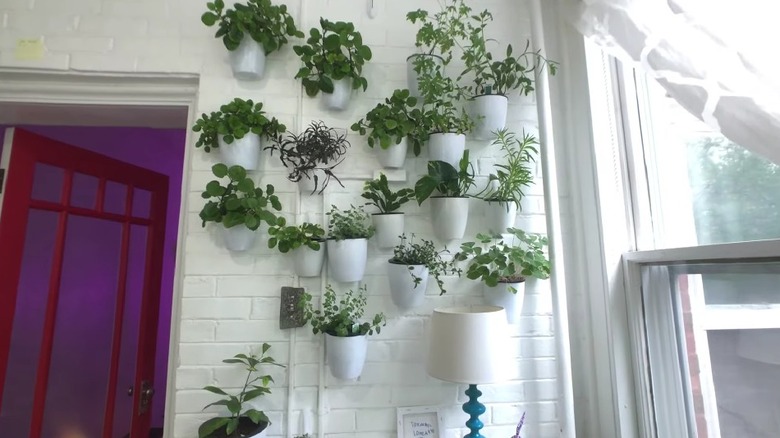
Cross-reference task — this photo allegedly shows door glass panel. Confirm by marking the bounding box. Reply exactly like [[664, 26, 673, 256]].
[[0, 209, 59, 437], [31, 163, 64, 203], [131, 188, 152, 219], [70, 172, 99, 210], [112, 225, 148, 438], [104, 181, 128, 216], [41, 215, 123, 438]]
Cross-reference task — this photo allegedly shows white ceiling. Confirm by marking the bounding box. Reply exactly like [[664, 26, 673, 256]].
[[0, 102, 189, 129]]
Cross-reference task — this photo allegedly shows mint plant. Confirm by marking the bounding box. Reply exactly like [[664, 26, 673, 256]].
[[327, 205, 375, 240], [299, 284, 386, 337], [361, 173, 415, 214], [267, 218, 326, 253], [192, 98, 286, 153], [199, 164, 282, 230], [201, 0, 304, 53], [351, 89, 427, 155]]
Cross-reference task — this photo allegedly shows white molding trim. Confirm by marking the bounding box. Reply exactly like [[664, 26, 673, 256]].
[[0, 70, 197, 438]]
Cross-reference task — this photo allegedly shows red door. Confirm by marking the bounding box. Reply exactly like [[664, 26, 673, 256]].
[[0, 128, 168, 438]]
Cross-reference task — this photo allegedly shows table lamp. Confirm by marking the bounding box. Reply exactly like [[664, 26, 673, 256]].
[[426, 305, 512, 437]]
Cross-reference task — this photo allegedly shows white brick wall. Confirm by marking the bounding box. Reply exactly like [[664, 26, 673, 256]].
[[0, 0, 558, 436]]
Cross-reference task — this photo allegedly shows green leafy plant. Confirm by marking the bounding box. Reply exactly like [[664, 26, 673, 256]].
[[199, 164, 282, 230], [477, 129, 539, 209], [327, 205, 375, 240], [201, 0, 304, 53], [350, 89, 427, 155], [406, 0, 471, 64], [267, 218, 325, 253], [454, 228, 551, 288], [417, 67, 473, 135], [299, 284, 386, 337], [459, 11, 557, 96], [192, 98, 286, 153], [198, 343, 284, 438], [265, 121, 350, 194], [361, 173, 415, 214], [414, 150, 476, 204], [390, 234, 461, 295], [293, 18, 372, 97]]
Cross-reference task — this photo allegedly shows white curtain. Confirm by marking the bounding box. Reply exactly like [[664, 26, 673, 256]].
[[576, 0, 780, 163]]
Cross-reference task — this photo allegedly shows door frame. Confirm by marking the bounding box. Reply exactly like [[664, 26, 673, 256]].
[[0, 70, 198, 438]]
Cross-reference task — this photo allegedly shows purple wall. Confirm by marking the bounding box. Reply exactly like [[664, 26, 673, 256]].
[[0, 126, 184, 431]]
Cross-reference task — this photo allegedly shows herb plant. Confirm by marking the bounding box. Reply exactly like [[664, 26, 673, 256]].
[[477, 129, 539, 208], [454, 228, 551, 287], [327, 205, 375, 240], [198, 343, 284, 438], [192, 98, 286, 153], [350, 89, 427, 155], [414, 150, 476, 204], [390, 234, 461, 295], [267, 218, 326, 253], [299, 284, 386, 337], [293, 18, 372, 97], [417, 67, 473, 135], [406, 0, 471, 64], [361, 173, 415, 214], [200, 164, 282, 230], [265, 121, 350, 194], [201, 0, 304, 53]]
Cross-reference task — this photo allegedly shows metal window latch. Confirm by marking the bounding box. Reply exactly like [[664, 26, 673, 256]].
[[139, 380, 155, 414]]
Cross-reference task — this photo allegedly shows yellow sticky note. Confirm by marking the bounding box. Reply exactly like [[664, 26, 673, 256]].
[[15, 38, 45, 61]]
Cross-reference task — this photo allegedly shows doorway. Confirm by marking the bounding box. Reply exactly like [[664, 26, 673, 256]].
[[0, 80, 189, 438]]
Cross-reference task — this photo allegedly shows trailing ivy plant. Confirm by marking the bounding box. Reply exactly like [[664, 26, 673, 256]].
[[293, 18, 372, 97], [197, 343, 284, 438], [299, 284, 386, 337], [267, 218, 326, 253], [201, 0, 304, 53], [477, 129, 539, 209], [265, 121, 350, 194], [199, 164, 282, 230], [454, 228, 551, 288], [361, 173, 415, 214], [350, 89, 427, 155], [414, 150, 476, 204], [327, 205, 375, 240], [192, 98, 286, 153], [390, 234, 461, 295]]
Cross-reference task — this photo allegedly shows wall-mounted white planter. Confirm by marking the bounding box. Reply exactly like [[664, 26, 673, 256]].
[[429, 197, 469, 240], [484, 201, 517, 235], [406, 54, 444, 101], [222, 225, 255, 252], [326, 333, 368, 380], [297, 169, 326, 195], [293, 245, 325, 277], [387, 262, 429, 310], [376, 137, 408, 169], [428, 133, 466, 168], [470, 94, 508, 140], [327, 238, 368, 282], [372, 213, 404, 249], [218, 134, 261, 170], [483, 281, 525, 324], [230, 37, 266, 80], [322, 78, 352, 111]]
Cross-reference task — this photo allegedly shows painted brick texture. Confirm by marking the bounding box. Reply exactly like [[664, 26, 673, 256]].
[[0, 0, 557, 436]]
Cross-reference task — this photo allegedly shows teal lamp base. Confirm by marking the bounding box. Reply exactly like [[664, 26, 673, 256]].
[[463, 384, 486, 438]]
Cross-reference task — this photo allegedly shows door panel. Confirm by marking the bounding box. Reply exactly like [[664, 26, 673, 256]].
[[0, 128, 169, 438]]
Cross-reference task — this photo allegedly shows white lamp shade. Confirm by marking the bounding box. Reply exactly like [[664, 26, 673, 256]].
[[426, 305, 512, 384]]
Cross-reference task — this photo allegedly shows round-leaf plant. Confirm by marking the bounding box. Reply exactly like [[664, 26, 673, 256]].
[[299, 284, 386, 337], [351, 89, 426, 155], [201, 0, 304, 53], [361, 173, 415, 214], [199, 163, 282, 230], [192, 98, 286, 153], [454, 227, 551, 288], [293, 18, 373, 97], [390, 234, 461, 295], [267, 217, 326, 253], [477, 129, 539, 209]]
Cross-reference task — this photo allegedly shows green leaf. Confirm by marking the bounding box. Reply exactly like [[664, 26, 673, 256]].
[[212, 163, 228, 178], [202, 385, 228, 396], [324, 34, 341, 51], [201, 12, 218, 26], [198, 417, 230, 438], [384, 119, 398, 130], [244, 409, 270, 425], [357, 45, 372, 60]]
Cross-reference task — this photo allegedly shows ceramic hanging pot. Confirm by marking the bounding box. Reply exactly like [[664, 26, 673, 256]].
[[427, 133, 466, 168], [327, 238, 368, 282], [483, 281, 525, 324], [372, 213, 404, 249], [325, 333, 368, 380], [376, 137, 408, 169], [292, 244, 325, 277], [322, 78, 352, 111], [484, 201, 517, 235], [387, 262, 429, 310], [470, 94, 508, 140], [430, 197, 469, 240], [218, 134, 261, 170], [229, 36, 267, 80], [222, 226, 256, 252]]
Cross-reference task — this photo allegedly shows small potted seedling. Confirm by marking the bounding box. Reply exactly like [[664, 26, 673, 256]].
[[361, 173, 415, 249], [299, 284, 386, 379], [454, 228, 550, 323], [192, 98, 286, 170], [387, 234, 460, 310], [199, 164, 282, 251], [414, 151, 476, 240], [326, 205, 375, 282], [267, 218, 326, 277]]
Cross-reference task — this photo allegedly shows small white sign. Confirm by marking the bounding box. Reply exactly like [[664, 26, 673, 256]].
[[397, 406, 442, 438]]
